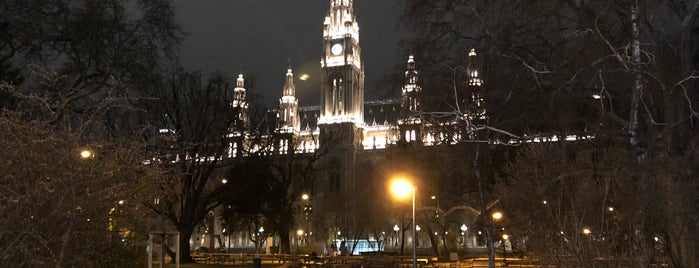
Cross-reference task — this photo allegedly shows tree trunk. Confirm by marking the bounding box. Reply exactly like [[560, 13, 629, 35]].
[[208, 214, 215, 251], [427, 227, 439, 255], [629, 0, 645, 160], [441, 233, 449, 256], [175, 228, 194, 263], [473, 147, 495, 268], [55, 224, 71, 268], [400, 227, 407, 255], [276, 215, 293, 254], [280, 231, 291, 254], [629, 2, 651, 267], [679, 7, 699, 268]]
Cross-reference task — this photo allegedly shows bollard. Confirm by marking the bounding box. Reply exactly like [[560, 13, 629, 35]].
[[252, 256, 261, 268]]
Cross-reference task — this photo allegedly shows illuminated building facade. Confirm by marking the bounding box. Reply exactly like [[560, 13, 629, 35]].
[[221, 0, 490, 251]]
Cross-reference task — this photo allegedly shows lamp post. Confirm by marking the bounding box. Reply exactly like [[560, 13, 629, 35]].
[[391, 178, 416, 268], [583, 227, 592, 256], [393, 224, 400, 247], [380, 231, 386, 251], [489, 212, 503, 268], [460, 224, 468, 248], [296, 229, 304, 251], [430, 195, 440, 220], [258, 226, 264, 252], [302, 194, 312, 243], [502, 234, 508, 263], [415, 225, 420, 247], [222, 228, 227, 251]]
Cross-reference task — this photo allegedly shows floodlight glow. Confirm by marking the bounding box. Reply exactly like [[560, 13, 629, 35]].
[[391, 179, 413, 199], [492, 212, 503, 220], [80, 150, 93, 159]]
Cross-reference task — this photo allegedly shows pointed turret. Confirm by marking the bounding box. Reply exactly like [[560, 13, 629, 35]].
[[233, 73, 246, 106], [278, 68, 300, 133], [467, 49, 483, 87], [323, 0, 359, 42], [401, 55, 422, 123], [283, 68, 295, 97], [397, 54, 423, 145], [466, 48, 486, 121], [230, 73, 249, 133]]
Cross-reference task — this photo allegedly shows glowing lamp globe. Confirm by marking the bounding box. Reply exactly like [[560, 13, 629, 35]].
[[391, 179, 413, 199]]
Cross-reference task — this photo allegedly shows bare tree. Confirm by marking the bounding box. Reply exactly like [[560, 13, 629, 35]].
[[0, 82, 164, 267], [147, 70, 234, 263], [217, 129, 329, 254], [0, 2, 181, 261], [400, 1, 699, 266], [0, 0, 180, 133]]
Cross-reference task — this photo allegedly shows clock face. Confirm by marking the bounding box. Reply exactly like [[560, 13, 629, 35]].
[[331, 43, 343, 55]]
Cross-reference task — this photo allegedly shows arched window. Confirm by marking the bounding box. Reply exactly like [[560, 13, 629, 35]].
[[332, 78, 337, 114], [338, 78, 344, 113], [331, 75, 344, 114]]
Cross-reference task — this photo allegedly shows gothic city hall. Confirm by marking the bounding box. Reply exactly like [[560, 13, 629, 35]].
[[5, 0, 698, 266], [195, 0, 584, 256]]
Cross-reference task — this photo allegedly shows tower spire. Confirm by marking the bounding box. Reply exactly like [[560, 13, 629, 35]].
[[231, 72, 249, 133], [324, 0, 359, 42], [467, 49, 482, 87], [278, 67, 299, 133], [283, 66, 295, 97], [466, 48, 486, 121], [401, 54, 422, 123], [319, 0, 364, 126]]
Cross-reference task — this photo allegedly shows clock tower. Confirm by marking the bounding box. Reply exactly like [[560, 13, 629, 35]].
[[315, 0, 365, 242], [319, 0, 364, 126]]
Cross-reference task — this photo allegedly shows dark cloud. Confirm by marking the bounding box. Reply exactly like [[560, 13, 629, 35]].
[[173, 0, 406, 106]]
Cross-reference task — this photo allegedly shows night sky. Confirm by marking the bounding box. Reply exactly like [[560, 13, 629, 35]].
[[172, 0, 407, 106]]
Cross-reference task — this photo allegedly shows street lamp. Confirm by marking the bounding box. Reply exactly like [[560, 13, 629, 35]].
[[380, 231, 386, 251], [390, 178, 416, 268], [302, 194, 312, 243], [460, 224, 468, 247], [296, 229, 304, 249], [415, 225, 420, 247], [80, 149, 94, 159], [393, 224, 400, 247], [222, 228, 228, 251], [502, 234, 509, 262], [492, 212, 503, 221], [430, 195, 440, 219], [489, 212, 504, 268]]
